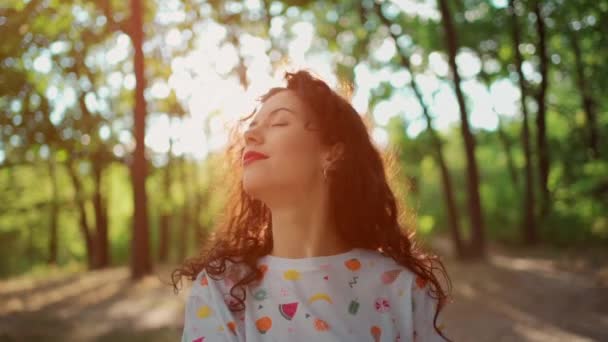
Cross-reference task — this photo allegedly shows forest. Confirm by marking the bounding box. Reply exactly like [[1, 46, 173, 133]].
[[1, 0, 607, 341]]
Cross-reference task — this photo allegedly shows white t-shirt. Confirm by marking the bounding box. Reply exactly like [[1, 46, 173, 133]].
[[181, 248, 448, 341]]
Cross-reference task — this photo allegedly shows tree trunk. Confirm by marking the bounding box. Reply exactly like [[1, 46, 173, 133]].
[[569, 26, 600, 159], [192, 162, 205, 248], [66, 159, 96, 268], [496, 114, 520, 190], [509, 0, 537, 244], [533, 1, 550, 219], [375, 2, 466, 258], [159, 213, 170, 262], [438, 0, 486, 257], [92, 155, 110, 268], [130, 0, 152, 279], [158, 138, 173, 263], [178, 156, 189, 262], [475, 49, 520, 199], [417, 88, 467, 259], [47, 152, 59, 265]]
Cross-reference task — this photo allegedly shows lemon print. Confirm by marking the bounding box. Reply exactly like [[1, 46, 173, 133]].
[[197, 305, 213, 318], [283, 269, 301, 281], [308, 292, 333, 304]]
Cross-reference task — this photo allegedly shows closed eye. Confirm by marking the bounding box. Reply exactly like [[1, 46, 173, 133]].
[[272, 123, 288, 127]]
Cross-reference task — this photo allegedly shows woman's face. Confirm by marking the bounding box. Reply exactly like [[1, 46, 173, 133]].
[[242, 90, 325, 203]]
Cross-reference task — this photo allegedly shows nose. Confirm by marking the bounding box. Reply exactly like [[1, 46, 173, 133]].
[[244, 125, 263, 146]]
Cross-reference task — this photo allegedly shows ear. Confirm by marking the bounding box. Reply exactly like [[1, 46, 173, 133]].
[[322, 142, 345, 170]]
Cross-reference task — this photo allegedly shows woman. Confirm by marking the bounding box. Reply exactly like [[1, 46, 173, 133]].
[[173, 70, 452, 341]]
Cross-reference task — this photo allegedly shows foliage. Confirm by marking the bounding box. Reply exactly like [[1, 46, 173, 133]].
[[0, 0, 607, 277]]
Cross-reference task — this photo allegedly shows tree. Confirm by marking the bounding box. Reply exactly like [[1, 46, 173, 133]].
[[533, 0, 551, 218], [509, 0, 537, 244], [373, 2, 466, 258], [129, 0, 152, 279], [437, 0, 486, 257]]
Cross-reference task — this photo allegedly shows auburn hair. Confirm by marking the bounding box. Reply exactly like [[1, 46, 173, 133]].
[[171, 69, 452, 341]]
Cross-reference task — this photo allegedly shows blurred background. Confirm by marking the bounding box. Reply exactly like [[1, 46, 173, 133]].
[[1, 0, 607, 341]]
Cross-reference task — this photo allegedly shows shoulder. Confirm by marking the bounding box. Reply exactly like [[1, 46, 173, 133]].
[[190, 258, 252, 295], [350, 249, 418, 288], [188, 269, 213, 300]]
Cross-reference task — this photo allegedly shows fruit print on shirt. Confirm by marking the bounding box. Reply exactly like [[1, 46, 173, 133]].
[[278, 302, 298, 320], [181, 249, 448, 342]]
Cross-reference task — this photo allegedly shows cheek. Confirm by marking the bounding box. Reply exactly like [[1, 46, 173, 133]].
[[272, 132, 320, 174]]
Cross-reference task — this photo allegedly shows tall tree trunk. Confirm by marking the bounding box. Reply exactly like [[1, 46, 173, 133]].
[[158, 138, 173, 263], [192, 162, 205, 247], [67, 159, 95, 268], [495, 113, 520, 190], [569, 27, 600, 159], [475, 49, 520, 195], [437, 0, 486, 257], [130, 0, 152, 279], [509, 0, 537, 244], [375, 2, 466, 258], [47, 152, 59, 265], [92, 155, 110, 268], [533, 1, 550, 219], [178, 157, 189, 262], [416, 90, 467, 259], [159, 213, 170, 262]]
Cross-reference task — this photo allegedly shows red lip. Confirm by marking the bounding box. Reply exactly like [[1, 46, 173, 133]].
[[243, 150, 269, 165]]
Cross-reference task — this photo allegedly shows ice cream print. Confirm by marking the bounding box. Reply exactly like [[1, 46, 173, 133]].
[[371, 325, 382, 342], [227, 321, 237, 335]]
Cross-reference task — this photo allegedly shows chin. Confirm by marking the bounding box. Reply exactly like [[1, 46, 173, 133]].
[[243, 176, 289, 205], [242, 176, 268, 199]]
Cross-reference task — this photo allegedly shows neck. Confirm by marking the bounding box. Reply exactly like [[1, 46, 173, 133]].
[[267, 187, 350, 259]]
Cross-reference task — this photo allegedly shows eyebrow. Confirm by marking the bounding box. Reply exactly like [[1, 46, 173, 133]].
[[248, 107, 296, 127]]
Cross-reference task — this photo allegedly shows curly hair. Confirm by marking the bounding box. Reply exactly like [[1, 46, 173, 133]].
[[171, 69, 452, 341]]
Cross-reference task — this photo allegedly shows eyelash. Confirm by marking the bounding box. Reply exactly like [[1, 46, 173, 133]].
[[248, 121, 287, 129]]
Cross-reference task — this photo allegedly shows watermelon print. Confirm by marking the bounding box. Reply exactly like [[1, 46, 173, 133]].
[[181, 248, 447, 342], [278, 302, 298, 320]]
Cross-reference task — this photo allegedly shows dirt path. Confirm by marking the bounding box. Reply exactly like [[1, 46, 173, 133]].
[[1, 241, 606, 341], [433, 239, 608, 342], [0, 265, 186, 341]]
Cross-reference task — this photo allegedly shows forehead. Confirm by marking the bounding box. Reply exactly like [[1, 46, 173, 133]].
[[252, 90, 309, 120]]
